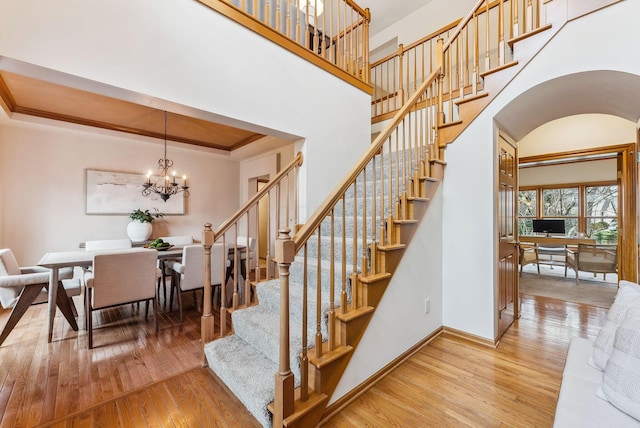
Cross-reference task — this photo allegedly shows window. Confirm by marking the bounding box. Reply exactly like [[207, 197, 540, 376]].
[[542, 187, 578, 235], [586, 185, 618, 244], [518, 182, 618, 243], [518, 190, 536, 235]]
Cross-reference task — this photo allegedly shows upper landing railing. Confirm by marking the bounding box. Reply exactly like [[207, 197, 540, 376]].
[[371, 0, 548, 122], [197, 0, 371, 93]]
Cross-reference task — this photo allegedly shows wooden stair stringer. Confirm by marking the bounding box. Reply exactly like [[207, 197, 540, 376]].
[[439, 20, 561, 146], [280, 175, 444, 426]]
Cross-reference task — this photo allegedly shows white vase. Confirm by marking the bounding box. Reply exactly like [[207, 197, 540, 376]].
[[126, 220, 153, 242]]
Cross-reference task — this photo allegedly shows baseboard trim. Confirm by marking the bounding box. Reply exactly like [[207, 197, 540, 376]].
[[319, 327, 443, 424], [442, 326, 499, 348]]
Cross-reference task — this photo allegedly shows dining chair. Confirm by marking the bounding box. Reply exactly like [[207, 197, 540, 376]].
[[0, 248, 80, 346], [169, 244, 230, 322], [156, 235, 194, 308], [83, 248, 159, 349]]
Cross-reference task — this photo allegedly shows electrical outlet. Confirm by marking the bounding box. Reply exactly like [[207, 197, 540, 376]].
[[424, 298, 430, 314]]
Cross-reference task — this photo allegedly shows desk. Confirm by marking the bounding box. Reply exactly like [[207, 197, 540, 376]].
[[38, 248, 183, 343], [519, 236, 596, 246]]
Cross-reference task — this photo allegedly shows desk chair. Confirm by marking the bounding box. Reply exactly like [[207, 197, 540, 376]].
[[519, 244, 540, 276], [565, 244, 618, 284], [0, 248, 80, 346], [84, 249, 159, 349], [169, 244, 230, 322]]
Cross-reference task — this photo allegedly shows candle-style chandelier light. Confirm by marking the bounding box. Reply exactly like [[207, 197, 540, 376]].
[[142, 111, 189, 202]]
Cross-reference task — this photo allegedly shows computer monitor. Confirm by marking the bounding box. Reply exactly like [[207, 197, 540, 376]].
[[532, 219, 565, 236]]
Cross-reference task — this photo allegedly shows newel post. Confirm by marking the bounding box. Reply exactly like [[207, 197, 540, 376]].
[[201, 223, 215, 367], [273, 227, 295, 426]]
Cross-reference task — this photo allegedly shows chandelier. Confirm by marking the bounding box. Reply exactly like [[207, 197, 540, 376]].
[[142, 111, 190, 202]]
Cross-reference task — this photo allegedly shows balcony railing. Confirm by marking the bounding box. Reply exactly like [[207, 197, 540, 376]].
[[197, 0, 371, 92]]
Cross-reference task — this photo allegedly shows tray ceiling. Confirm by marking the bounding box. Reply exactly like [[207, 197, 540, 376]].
[[0, 70, 265, 152]]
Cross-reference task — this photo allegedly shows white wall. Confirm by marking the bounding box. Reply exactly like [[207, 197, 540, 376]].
[[519, 114, 635, 157], [369, 0, 477, 52], [0, 0, 371, 224], [331, 183, 444, 404], [518, 113, 635, 187], [443, 0, 640, 340], [0, 117, 239, 264]]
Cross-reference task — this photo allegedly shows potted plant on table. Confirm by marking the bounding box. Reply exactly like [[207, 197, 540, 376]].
[[126, 208, 164, 242]]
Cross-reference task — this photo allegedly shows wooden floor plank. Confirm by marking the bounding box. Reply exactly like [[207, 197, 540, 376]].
[[1, 288, 609, 427]]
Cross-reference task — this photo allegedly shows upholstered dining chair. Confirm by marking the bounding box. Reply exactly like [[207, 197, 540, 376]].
[[83, 248, 159, 349], [0, 248, 80, 346], [156, 235, 194, 307], [565, 244, 618, 284], [169, 244, 230, 322]]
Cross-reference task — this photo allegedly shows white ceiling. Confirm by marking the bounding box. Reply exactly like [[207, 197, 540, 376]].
[[357, 0, 434, 35]]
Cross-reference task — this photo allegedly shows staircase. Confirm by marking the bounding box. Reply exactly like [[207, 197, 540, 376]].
[[197, 0, 618, 426]]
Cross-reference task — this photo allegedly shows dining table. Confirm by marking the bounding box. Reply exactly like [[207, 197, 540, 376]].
[[37, 247, 183, 343]]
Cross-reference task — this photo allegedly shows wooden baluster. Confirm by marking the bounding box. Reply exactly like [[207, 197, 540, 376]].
[[295, 0, 301, 44], [328, 210, 335, 351], [244, 216, 251, 306], [341, 195, 348, 314], [202, 223, 215, 366], [232, 226, 239, 309], [301, 243, 309, 401], [285, 0, 291, 38], [512, 0, 519, 37], [276, 0, 281, 32], [397, 44, 404, 111], [526, 0, 533, 33], [266, 190, 272, 280], [265, 0, 271, 27], [473, 11, 479, 94], [499, 0, 505, 66], [485, 0, 490, 71], [315, 227, 323, 358], [371, 154, 377, 275], [394, 130, 400, 220], [253, 0, 258, 18], [273, 228, 294, 427], [363, 8, 370, 84], [221, 234, 228, 335], [387, 134, 393, 245], [351, 176, 358, 309], [361, 167, 368, 277]]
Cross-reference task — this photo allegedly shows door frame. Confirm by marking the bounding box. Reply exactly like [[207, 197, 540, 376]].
[[518, 142, 637, 283]]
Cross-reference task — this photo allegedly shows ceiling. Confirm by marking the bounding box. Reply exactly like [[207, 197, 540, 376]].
[[0, 69, 266, 152], [0, 1, 430, 152]]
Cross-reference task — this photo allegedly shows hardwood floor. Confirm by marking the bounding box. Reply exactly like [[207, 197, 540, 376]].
[[0, 291, 607, 427], [322, 295, 608, 427]]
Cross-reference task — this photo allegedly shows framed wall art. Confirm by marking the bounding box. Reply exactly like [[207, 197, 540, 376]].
[[85, 169, 185, 215]]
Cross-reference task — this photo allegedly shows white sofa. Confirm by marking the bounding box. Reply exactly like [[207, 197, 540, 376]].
[[554, 336, 639, 427], [554, 280, 640, 427]]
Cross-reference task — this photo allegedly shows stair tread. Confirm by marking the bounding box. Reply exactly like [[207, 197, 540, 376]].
[[204, 335, 280, 428]]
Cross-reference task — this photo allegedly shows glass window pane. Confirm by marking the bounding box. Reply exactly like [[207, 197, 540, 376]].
[[518, 190, 536, 217], [518, 218, 533, 235], [587, 185, 618, 217], [543, 188, 578, 217], [563, 218, 578, 236], [588, 218, 618, 244]]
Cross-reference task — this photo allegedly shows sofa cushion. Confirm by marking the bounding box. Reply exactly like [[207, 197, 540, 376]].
[[593, 281, 640, 370], [553, 337, 640, 428], [600, 317, 640, 421]]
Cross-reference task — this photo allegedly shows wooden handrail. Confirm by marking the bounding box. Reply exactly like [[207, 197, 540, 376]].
[[443, 0, 491, 52], [213, 151, 303, 239], [293, 65, 441, 248]]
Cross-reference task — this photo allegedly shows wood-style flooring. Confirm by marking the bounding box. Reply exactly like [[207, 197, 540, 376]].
[[0, 291, 608, 427]]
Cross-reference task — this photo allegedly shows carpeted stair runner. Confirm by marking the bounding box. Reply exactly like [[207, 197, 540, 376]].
[[204, 154, 405, 427]]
